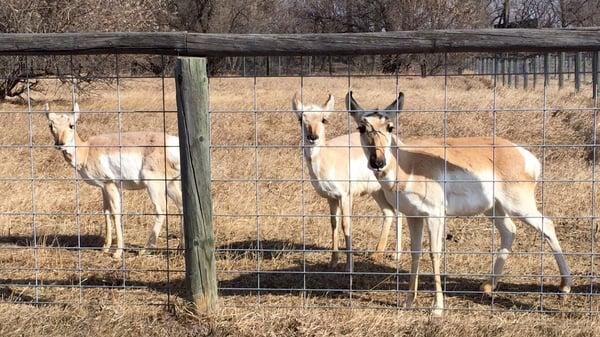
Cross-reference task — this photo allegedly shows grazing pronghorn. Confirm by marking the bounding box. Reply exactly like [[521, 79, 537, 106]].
[[292, 93, 400, 271], [45, 103, 183, 259], [346, 91, 571, 316]]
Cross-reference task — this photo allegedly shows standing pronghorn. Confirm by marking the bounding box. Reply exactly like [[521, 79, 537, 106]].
[[346, 91, 571, 316], [292, 93, 400, 271], [45, 103, 183, 259]]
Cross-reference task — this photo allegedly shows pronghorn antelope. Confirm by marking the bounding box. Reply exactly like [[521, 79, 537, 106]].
[[346, 91, 572, 316], [45, 103, 183, 259], [292, 93, 400, 271]]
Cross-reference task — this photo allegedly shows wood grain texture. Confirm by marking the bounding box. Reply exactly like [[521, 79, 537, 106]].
[[0, 29, 600, 56], [575, 52, 581, 92], [175, 57, 218, 312]]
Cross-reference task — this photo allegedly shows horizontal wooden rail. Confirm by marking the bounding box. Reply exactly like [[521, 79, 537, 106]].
[[1, 29, 600, 56]]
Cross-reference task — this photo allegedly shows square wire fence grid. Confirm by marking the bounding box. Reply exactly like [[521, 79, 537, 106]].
[[0, 52, 599, 314]]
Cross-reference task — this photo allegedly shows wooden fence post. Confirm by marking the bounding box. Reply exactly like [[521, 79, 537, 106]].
[[593, 51, 599, 99], [558, 52, 564, 88], [532, 55, 537, 89], [523, 58, 529, 90], [502, 57, 506, 86], [175, 57, 218, 312], [494, 56, 500, 83], [508, 58, 512, 87], [567, 54, 571, 80], [514, 58, 519, 88], [544, 53, 550, 87], [575, 52, 581, 92], [583, 53, 587, 82]]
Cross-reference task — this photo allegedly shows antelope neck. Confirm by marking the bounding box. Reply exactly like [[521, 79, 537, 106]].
[[63, 132, 90, 169]]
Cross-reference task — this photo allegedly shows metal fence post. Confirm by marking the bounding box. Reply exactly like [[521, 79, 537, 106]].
[[175, 57, 218, 312]]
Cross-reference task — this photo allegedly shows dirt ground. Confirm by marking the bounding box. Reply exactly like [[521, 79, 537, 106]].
[[0, 68, 599, 336]]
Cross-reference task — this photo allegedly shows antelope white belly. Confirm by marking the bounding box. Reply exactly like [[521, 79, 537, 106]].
[[443, 170, 495, 215], [99, 154, 144, 188], [310, 164, 341, 199]]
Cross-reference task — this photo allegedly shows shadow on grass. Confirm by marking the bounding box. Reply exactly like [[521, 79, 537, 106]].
[[0, 234, 105, 248], [0, 239, 597, 314]]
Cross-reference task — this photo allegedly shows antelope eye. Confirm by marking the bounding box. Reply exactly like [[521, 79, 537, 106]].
[[387, 125, 394, 133], [357, 125, 366, 134], [69, 124, 75, 129], [321, 118, 328, 124]]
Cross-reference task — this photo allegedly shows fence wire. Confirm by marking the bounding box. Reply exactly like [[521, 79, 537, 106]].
[[0, 51, 598, 315]]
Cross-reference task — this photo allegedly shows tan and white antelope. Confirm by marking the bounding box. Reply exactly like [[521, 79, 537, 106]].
[[45, 103, 183, 259], [292, 93, 400, 271], [346, 91, 571, 316]]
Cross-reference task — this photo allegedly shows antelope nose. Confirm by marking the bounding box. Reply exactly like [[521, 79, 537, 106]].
[[370, 156, 385, 170], [307, 134, 319, 141]]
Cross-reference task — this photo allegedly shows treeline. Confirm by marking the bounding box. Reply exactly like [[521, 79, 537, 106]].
[[1, 0, 599, 99]]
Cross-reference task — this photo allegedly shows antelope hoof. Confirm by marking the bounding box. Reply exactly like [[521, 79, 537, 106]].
[[559, 279, 572, 295], [102, 245, 111, 254], [431, 308, 444, 318], [370, 252, 385, 264], [480, 281, 495, 295], [328, 253, 340, 269], [138, 248, 147, 256], [112, 250, 123, 259]]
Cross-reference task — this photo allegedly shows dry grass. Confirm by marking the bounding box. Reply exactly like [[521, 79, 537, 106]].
[[0, 73, 599, 335]]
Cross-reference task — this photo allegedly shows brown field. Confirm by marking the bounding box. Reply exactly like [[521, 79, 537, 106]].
[[0, 72, 599, 336]]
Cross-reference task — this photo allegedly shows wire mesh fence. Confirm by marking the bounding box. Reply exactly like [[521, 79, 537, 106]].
[[0, 45, 599, 315]]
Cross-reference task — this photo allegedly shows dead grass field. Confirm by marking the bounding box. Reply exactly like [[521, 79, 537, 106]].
[[0, 72, 599, 336]]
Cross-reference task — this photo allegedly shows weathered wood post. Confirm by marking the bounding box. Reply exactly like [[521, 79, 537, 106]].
[[593, 51, 599, 99], [557, 52, 565, 89], [583, 53, 587, 82], [532, 55, 537, 89], [502, 57, 506, 86], [514, 58, 519, 88], [495, 56, 500, 83], [523, 58, 528, 90], [544, 53, 550, 87], [567, 54, 571, 80], [175, 57, 218, 312], [507, 57, 512, 87], [575, 52, 581, 92], [558, 52, 564, 88]]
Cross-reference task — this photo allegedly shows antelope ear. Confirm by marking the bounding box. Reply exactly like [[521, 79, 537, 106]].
[[323, 94, 334, 118], [384, 92, 404, 111], [345, 91, 365, 123], [72, 102, 80, 123], [382, 92, 404, 119], [291, 92, 303, 120]]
